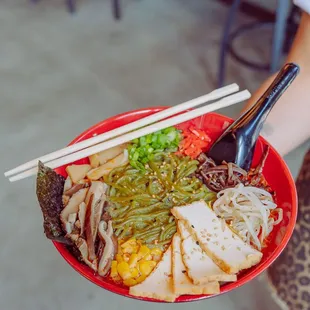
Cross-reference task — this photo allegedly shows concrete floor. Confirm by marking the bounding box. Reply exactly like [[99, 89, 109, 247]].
[[1, 0, 309, 309]]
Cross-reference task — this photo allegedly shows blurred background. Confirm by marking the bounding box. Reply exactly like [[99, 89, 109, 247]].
[[1, 0, 309, 309]]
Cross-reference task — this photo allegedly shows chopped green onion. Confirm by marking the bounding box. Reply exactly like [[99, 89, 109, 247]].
[[128, 127, 182, 171]]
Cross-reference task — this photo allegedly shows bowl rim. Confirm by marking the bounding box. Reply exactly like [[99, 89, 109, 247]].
[[53, 107, 298, 303]]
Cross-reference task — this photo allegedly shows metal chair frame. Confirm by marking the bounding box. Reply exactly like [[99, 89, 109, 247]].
[[31, 0, 121, 19], [218, 0, 294, 87]]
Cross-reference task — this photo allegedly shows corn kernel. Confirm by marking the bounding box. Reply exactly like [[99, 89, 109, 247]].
[[128, 253, 139, 268], [118, 240, 124, 252], [111, 240, 159, 286], [110, 261, 119, 278], [123, 244, 139, 254], [116, 254, 123, 263], [150, 248, 162, 261], [136, 275, 146, 284], [130, 267, 139, 278], [121, 238, 136, 248], [150, 248, 162, 255], [123, 278, 137, 287], [113, 275, 122, 283], [117, 262, 131, 280], [137, 245, 150, 259], [144, 254, 152, 261], [123, 253, 131, 262], [139, 260, 156, 276]]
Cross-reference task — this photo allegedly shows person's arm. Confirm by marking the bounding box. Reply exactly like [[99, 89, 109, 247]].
[[242, 12, 310, 156]]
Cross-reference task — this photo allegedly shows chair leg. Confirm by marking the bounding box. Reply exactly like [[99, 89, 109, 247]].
[[218, 0, 242, 87], [270, 0, 291, 73], [112, 0, 121, 20], [66, 0, 76, 13]]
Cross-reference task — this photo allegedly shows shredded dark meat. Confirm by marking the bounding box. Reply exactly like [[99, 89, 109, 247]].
[[245, 146, 274, 194], [197, 153, 246, 192], [197, 146, 271, 193]]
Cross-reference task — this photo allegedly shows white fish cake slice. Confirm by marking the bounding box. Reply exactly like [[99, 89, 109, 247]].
[[129, 246, 178, 302], [177, 221, 237, 284], [172, 201, 262, 274], [172, 233, 220, 295]]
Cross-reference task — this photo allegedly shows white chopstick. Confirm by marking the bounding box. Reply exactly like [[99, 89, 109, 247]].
[[4, 84, 239, 178], [9, 90, 250, 182]]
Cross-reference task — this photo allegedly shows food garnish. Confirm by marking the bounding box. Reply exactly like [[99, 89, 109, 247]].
[[172, 233, 220, 295], [36, 161, 68, 243], [177, 126, 211, 159], [177, 220, 236, 284], [196, 153, 247, 192], [111, 239, 162, 286], [212, 183, 282, 250], [87, 150, 129, 181], [105, 153, 215, 247], [128, 127, 181, 171], [88, 144, 128, 168], [171, 201, 263, 274], [197, 146, 272, 193], [66, 164, 91, 183], [129, 246, 177, 302]]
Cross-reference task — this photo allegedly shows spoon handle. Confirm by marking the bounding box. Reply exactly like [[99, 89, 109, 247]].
[[207, 63, 300, 171], [251, 62, 299, 120], [234, 63, 300, 169], [234, 63, 300, 130], [266, 63, 300, 98]]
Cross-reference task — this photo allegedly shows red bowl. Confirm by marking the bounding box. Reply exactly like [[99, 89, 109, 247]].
[[53, 107, 297, 302]]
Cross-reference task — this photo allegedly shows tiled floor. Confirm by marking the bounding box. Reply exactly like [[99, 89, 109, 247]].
[[1, 1, 309, 309]]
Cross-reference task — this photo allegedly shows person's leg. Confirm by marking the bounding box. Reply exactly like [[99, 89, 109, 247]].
[[267, 149, 310, 310]]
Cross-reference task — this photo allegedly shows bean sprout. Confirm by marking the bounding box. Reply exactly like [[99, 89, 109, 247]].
[[212, 183, 282, 250]]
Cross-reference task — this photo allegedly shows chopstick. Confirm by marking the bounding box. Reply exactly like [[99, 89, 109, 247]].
[[8, 89, 251, 182], [4, 83, 239, 178]]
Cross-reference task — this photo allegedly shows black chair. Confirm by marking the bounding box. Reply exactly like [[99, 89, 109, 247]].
[[31, 0, 121, 19], [217, 0, 299, 87]]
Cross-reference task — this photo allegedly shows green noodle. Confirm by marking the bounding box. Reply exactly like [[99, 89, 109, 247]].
[[105, 153, 215, 248]]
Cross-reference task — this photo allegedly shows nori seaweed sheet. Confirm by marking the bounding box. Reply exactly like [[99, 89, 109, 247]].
[[36, 161, 69, 244]]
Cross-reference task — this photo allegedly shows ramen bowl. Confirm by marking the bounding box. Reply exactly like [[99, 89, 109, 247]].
[[53, 107, 297, 302]]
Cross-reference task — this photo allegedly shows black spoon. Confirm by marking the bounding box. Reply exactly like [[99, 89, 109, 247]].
[[207, 63, 300, 171]]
